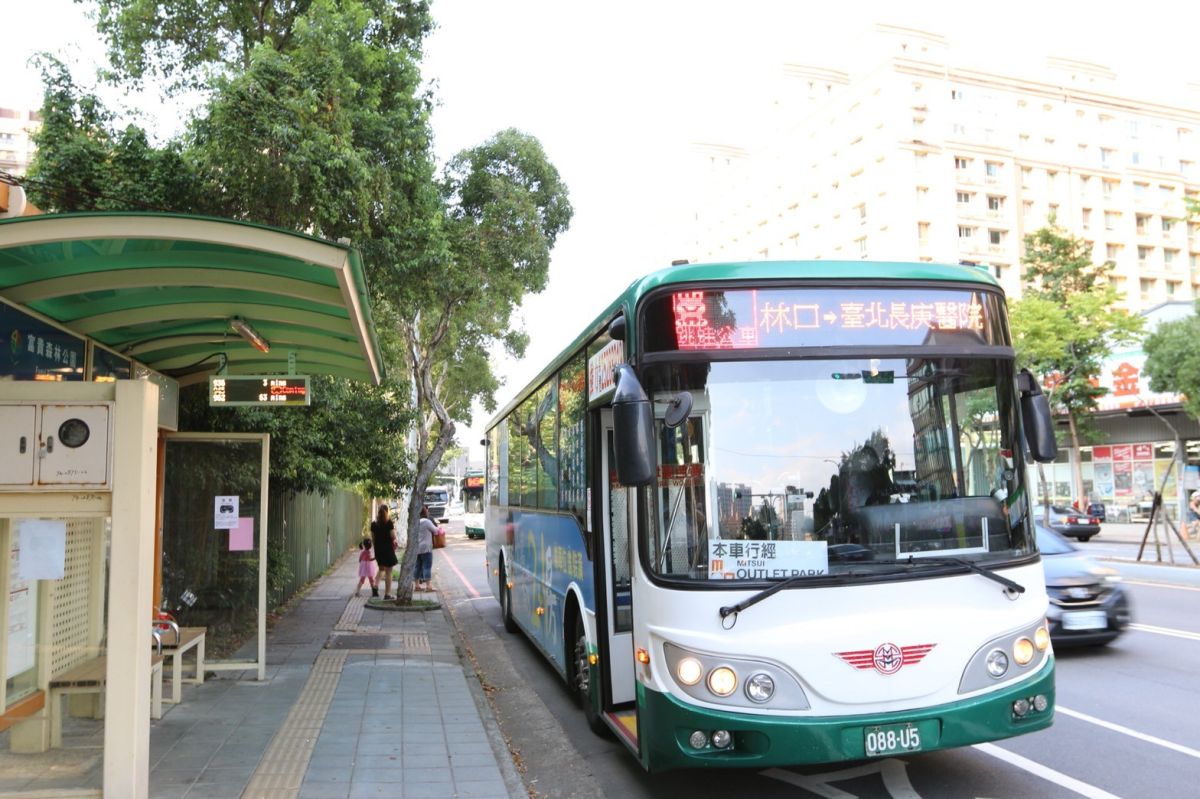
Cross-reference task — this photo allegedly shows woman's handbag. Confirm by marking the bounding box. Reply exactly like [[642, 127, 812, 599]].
[[432, 526, 446, 549]]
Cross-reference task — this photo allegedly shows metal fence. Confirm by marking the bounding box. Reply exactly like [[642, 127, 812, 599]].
[[266, 487, 369, 606]]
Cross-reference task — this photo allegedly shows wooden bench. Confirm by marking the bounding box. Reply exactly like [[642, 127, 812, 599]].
[[47, 655, 163, 748], [158, 627, 206, 704]]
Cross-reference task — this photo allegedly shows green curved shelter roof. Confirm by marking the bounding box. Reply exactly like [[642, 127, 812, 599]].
[[0, 213, 383, 385]]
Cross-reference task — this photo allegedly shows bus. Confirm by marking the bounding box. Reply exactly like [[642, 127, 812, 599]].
[[483, 260, 1059, 771], [422, 485, 451, 523], [462, 471, 485, 539]]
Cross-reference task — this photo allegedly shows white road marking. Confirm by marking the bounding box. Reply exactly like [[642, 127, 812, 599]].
[[973, 743, 1122, 799], [761, 758, 919, 798], [1122, 579, 1200, 592], [1056, 705, 1200, 760], [1127, 622, 1200, 641]]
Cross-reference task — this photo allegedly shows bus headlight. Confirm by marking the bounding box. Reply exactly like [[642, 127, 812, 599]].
[[1034, 625, 1050, 652], [676, 657, 703, 686], [707, 667, 737, 697], [959, 619, 1051, 694], [744, 673, 775, 703], [662, 642, 809, 709], [1013, 637, 1035, 666]]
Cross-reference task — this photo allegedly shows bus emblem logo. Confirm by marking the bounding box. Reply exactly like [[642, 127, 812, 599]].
[[835, 643, 936, 674]]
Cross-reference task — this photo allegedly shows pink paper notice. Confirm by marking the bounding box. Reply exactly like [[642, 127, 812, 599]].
[[229, 517, 255, 551]]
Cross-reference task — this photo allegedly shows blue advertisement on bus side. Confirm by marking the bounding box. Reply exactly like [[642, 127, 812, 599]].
[[506, 509, 594, 673]]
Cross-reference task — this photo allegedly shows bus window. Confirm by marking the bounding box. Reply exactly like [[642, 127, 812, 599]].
[[536, 380, 559, 508], [558, 353, 587, 527], [642, 356, 1030, 581], [651, 416, 710, 579], [606, 431, 633, 632]]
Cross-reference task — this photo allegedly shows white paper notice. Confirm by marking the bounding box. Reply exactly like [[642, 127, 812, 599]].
[[214, 496, 240, 529], [17, 519, 66, 581], [708, 539, 829, 580]]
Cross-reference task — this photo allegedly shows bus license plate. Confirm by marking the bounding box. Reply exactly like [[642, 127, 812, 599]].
[[864, 723, 922, 757], [1062, 610, 1107, 630]]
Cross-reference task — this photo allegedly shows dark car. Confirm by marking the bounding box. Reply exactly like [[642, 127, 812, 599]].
[[1086, 501, 1106, 522], [1039, 504, 1101, 542], [1036, 524, 1131, 646]]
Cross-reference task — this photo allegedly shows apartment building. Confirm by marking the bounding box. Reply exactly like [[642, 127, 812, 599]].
[[0, 106, 40, 176], [687, 24, 1200, 313]]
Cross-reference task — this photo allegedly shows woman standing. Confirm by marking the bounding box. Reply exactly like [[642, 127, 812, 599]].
[[371, 504, 399, 600], [416, 506, 438, 592]]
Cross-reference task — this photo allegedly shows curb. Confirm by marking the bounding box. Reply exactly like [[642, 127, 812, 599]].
[[363, 597, 443, 611], [437, 581, 530, 799]]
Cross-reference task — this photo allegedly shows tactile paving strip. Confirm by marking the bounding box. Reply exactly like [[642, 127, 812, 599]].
[[333, 595, 366, 631], [241, 650, 346, 799], [325, 632, 431, 654]]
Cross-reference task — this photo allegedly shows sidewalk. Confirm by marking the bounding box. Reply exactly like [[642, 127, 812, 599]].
[[145, 551, 524, 799]]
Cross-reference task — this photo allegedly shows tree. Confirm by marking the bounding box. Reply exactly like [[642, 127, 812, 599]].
[[379, 128, 573, 604], [1009, 221, 1143, 504], [41, 2, 573, 607], [1143, 301, 1200, 420]]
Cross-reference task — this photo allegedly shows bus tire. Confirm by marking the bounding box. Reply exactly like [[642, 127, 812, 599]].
[[570, 611, 607, 736], [499, 561, 517, 634]]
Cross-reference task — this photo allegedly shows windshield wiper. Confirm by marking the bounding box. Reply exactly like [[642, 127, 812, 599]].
[[717, 567, 909, 620], [885, 556, 1025, 594]]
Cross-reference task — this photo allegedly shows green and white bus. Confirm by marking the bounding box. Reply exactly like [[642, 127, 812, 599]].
[[483, 260, 1059, 771]]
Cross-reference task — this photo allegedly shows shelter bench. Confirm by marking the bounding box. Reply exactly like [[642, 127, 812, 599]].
[[47, 655, 163, 748], [158, 627, 206, 704]]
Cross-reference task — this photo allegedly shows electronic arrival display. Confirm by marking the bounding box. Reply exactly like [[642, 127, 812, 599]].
[[643, 287, 1006, 352], [209, 375, 311, 407]]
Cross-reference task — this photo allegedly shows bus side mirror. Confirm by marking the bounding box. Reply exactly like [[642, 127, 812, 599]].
[[612, 364, 656, 486], [1017, 369, 1058, 463]]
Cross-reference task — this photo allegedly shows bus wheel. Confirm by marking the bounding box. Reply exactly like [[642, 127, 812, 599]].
[[499, 561, 517, 633], [571, 612, 606, 735]]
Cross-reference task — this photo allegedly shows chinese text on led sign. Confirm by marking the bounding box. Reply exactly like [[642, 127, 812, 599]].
[[672, 289, 987, 351]]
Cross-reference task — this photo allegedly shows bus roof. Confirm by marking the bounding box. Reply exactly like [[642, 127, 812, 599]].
[[486, 260, 1003, 430]]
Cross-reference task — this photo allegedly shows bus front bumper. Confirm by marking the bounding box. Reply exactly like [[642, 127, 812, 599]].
[[636, 656, 1054, 771]]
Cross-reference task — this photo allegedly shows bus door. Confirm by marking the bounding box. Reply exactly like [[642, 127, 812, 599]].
[[600, 410, 636, 705]]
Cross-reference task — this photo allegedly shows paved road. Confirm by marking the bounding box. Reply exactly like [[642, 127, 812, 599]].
[[436, 519, 1200, 798]]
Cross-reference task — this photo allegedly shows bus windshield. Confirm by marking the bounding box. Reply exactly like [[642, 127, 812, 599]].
[[642, 356, 1034, 583]]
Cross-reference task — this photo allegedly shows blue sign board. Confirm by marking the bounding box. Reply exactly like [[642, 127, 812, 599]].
[[0, 300, 85, 381]]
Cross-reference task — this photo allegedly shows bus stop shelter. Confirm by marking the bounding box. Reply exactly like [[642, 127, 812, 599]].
[[0, 213, 383, 798]]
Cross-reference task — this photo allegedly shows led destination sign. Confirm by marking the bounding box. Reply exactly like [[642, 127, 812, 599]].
[[209, 375, 311, 407], [645, 287, 1004, 352]]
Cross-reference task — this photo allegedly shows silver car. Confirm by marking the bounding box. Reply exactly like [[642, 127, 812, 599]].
[[1037, 504, 1101, 542]]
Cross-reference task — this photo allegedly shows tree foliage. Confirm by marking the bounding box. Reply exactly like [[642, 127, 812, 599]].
[[24, 57, 203, 212], [1009, 222, 1143, 501], [85, 0, 432, 91], [179, 375, 414, 497], [1143, 301, 1200, 420]]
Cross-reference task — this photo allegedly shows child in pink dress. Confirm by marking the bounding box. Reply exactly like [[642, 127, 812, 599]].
[[356, 538, 378, 597]]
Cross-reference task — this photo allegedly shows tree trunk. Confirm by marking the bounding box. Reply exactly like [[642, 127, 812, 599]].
[[393, 312, 457, 605], [1067, 411, 1085, 507]]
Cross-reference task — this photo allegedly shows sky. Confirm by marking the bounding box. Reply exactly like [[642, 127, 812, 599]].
[[3, 0, 1199, 465]]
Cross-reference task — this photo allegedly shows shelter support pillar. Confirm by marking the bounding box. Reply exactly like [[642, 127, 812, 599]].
[[104, 380, 158, 799]]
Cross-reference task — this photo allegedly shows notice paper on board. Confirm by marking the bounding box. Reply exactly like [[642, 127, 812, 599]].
[[17, 519, 66, 580], [214, 496, 239, 529]]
